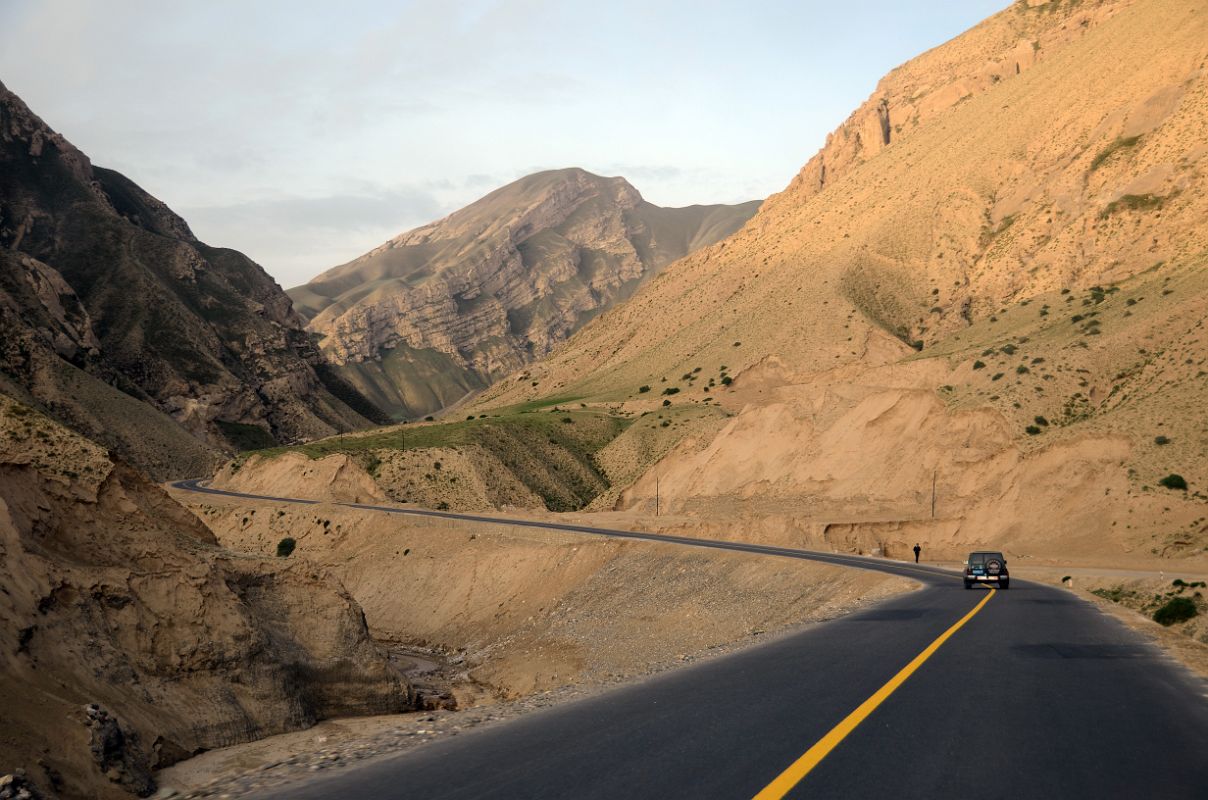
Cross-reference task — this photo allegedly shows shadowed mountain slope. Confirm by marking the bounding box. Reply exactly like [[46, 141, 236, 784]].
[[0, 80, 383, 478]]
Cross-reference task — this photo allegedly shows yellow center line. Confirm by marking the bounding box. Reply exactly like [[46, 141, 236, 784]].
[[752, 588, 997, 800]]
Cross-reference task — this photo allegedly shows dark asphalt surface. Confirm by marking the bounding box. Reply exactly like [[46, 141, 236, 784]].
[[173, 480, 1208, 799]]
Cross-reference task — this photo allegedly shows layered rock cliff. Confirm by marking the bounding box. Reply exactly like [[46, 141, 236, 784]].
[[291, 168, 758, 419], [0, 80, 384, 478]]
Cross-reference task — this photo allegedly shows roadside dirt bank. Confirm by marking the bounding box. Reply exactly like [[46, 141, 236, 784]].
[[1021, 570, 1208, 680], [159, 489, 915, 796]]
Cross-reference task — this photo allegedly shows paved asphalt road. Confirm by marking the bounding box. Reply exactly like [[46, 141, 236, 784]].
[[173, 480, 1208, 799]]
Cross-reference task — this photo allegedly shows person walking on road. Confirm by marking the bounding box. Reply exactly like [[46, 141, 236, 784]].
[[913, 543, 921, 563]]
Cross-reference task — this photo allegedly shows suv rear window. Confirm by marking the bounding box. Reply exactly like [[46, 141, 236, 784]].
[[969, 552, 1005, 565]]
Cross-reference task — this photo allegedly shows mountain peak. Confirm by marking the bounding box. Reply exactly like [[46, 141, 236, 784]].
[[289, 170, 758, 419]]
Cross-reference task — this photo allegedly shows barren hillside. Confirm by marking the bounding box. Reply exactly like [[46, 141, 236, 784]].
[[461, 0, 1208, 560], [291, 168, 758, 419]]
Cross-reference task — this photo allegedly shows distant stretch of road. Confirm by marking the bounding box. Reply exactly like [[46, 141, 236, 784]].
[[172, 479, 1208, 799]]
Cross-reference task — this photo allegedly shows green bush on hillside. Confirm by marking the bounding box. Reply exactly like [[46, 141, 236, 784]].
[[1153, 596, 1197, 626], [1158, 474, 1188, 491]]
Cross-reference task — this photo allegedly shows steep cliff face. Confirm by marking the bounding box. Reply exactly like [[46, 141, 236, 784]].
[[291, 168, 758, 419], [0, 81, 381, 477], [0, 394, 411, 799]]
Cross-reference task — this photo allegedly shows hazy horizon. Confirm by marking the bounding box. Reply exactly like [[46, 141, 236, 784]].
[[0, 0, 1006, 287]]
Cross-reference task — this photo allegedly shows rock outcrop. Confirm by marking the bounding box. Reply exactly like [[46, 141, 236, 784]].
[[291, 168, 758, 419], [0, 81, 384, 478], [0, 394, 412, 798]]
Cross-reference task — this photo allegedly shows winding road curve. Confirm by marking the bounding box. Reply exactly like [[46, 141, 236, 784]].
[[173, 480, 1208, 799]]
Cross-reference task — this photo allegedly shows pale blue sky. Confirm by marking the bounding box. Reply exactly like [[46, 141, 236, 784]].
[[0, 0, 1007, 286]]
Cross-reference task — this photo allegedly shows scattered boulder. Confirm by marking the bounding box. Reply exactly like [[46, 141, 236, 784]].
[[0, 771, 43, 800], [84, 705, 155, 797]]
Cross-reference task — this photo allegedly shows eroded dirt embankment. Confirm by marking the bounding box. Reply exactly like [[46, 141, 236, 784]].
[[0, 397, 411, 800], [181, 493, 912, 699], [161, 489, 914, 796]]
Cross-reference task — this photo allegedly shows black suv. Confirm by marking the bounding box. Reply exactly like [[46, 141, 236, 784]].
[[964, 551, 1009, 590]]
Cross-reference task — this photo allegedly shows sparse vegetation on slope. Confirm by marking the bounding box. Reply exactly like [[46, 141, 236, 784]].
[[245, 410, 632, 512], [452, 0, 1208, 561]]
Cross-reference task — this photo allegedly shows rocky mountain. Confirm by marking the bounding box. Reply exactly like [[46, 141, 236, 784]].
[[0, 394, 412, 798], [0, 80, 384, 479], [470, 0, 1208, 558], [290, 168, 759, 419]]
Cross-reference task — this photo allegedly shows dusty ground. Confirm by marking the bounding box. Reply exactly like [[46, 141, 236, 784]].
[[176, 491, 912, 698], [160, 479, 1208, 797], [157, 612, 858, 799], [160, 488, 914, 796]]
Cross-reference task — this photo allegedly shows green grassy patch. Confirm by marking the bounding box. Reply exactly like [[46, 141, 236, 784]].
[[253, 410, 631, 512], [215, 420, 278, 451]]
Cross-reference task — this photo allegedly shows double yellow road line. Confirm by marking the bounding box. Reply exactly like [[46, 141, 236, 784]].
[[753, 589, 997, 799]]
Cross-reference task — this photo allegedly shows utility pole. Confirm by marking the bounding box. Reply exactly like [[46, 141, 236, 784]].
[[655, 476, 660, 517], [931, 469, 937, 519]]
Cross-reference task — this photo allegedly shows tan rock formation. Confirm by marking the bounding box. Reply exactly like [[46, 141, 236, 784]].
[[291, 168, 759, 419], [465, 0, 1208, 560], [0, 395, 411, 798]]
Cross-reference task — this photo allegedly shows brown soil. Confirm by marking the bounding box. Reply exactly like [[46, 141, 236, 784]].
[[178, 492, 913, 700]]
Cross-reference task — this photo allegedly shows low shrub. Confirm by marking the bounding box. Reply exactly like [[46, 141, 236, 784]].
[[276, 537, 296, 558], [1153, 596, 1197, 626], [1158, 474, 1188, 491]]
